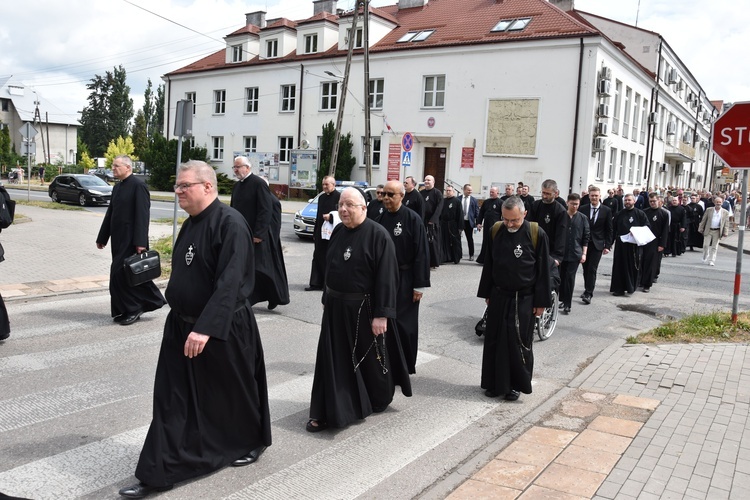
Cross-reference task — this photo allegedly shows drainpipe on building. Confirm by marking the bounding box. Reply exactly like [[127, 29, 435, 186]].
[[646, 38, 664, 189], [567, 38, 584, 196], [297, 64, 304, 148]]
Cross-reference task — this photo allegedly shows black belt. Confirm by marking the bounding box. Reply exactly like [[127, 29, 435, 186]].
[[494, 285, 534, 297], [175, 301, 247, 324], [399, 264, 411, 271], [325, 287, 370, 301]]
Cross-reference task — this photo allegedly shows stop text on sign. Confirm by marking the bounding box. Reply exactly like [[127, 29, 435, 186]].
[[720, 127, 750, 146]]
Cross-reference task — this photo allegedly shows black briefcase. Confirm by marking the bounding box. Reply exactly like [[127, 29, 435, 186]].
[[123, 250, 161, 287]]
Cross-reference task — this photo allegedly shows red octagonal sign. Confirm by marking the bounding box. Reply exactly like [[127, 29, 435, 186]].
[[712, 101, 750, 168]]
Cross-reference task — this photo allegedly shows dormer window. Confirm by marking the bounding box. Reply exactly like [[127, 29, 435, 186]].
[[231, 44, 243, 63], [304, 34, 318, 54], [398, 30, 435, 43], [491, 18, 531, 33], [346, 28, 363, 48], [266, 39, 278, 58]]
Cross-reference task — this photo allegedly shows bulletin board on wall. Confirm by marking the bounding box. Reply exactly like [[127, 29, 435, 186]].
[[484, 98, 540, 157]]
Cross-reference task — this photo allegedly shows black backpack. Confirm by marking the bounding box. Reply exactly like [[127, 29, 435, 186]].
[[0, 186, 16, 230]]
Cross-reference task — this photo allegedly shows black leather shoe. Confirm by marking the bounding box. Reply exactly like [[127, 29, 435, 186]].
[[504, 390, 520, 401], [484, 389, 499, 398], [267, 302, 278, 310], [231, 445, 266, 467], [612, 292, 624, 297], [642, 287, 650, 293], [562, 305, 571, 314], [113, 314, 124, 323], [304, 286, 323, 292], [119, 482, 173, 498], [306, 419, 328, 432], [581, 294, 591, 305], [119, 310, 143, 326], [469, 256, 474, 261]]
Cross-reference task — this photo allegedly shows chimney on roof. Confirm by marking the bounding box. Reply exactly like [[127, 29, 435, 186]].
[[313, 0, 338, 15], [548, 0, 574, 11], [245, 11, 266, 28], [398, 0, 428, 9]]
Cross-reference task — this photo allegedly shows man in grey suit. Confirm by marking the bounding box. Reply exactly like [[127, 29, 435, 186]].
[[698, 195, 731, 266]]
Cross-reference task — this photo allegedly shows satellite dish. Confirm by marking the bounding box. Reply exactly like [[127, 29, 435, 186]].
[[301, 139, 310, 149]]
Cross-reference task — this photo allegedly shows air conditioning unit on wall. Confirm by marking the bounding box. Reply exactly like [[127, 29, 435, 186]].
[[660, 163, 668, 172], [595, 123, 609, 136], [648, 112, 658, 125], [598, 79, 611, 97], [598, 104, 610, 117], [592, 137, 606, 151]]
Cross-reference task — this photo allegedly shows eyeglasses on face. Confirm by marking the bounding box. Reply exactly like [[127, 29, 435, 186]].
[[337, 202, 365, 209], [174, 182, 203, 192], [376, 191, 384, 195], [383, 191, 400, 198]]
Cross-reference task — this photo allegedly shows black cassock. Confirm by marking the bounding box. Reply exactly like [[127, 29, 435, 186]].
[[666, 205, 687, 256], [134, 199, 271, 487], [440, 196, 464, 264], [686, 202, 705, 249], [421, 187, 444, 267], [610, 208, 649, 294], [377, 206, 430, 373], [310, 218, 412, 428], [478, 221, 551, 396], [403, 189, 424, 219], [476, 198, 502, 264], [230, 174, 290, 308], [640, 207, 669, 288], [366, 199, 385, 220], [96, 175, 165, 318], [0, 221, 8, 339], [309, 190, 340, 288], [528, 200, 568, 265]]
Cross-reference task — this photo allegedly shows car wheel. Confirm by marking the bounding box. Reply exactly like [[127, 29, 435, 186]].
[[79, 193, 88, 206], [51, 190, 60, 203]]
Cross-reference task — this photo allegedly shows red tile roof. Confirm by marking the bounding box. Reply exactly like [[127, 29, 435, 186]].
[[296, 11, 340, 26], [167, 0, 598, 76], [226, 25, 261, 37]]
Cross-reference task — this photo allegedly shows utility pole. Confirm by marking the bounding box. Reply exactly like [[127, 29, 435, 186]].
[[328, 5, 360, 176], [363, 0, 372, 186]]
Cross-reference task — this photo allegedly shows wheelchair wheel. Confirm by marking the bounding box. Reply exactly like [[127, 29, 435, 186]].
[[536, 289, 558, 341]]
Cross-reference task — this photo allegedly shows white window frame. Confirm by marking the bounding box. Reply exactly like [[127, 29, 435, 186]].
[[212, 136, 224, 160], [618, 150, 627, 183], [369, 78, 384, 109], [266, 39, 278, 58], [279, 136, 293, 163], [632, 93, 640, 142], [622, 87, 631, 139], [185, 92, 196, 116], [346, 28, 363, 48], [213, 89, 226, 114], [187, 136, 195, 149], [612, 80, 621, 135], [320, 82, 338, 111], [245, 87, 259, 113], [628, 153, 636, 184], [360, 136, 382, 167], [280, 84, 296, 112], [231, 44, 243, 63], [595, 151, 605, 180], [243, 136, 257, 154], [608, 147, 617, 181], [422, 75, 445, 109], [304, 34, 318, 54], [640, 99, 648, 144]]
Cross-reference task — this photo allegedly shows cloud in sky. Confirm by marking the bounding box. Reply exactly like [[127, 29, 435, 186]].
[[1, 0, 746, 122]]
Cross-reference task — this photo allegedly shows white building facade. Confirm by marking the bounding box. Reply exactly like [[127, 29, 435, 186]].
[[163, 0, 719, 197]]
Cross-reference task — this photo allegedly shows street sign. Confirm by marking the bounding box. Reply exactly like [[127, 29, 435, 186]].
[[401, 151, 412, 167], [402, 132, 413, 152], [21, 143, 36, 155], [19, 123, 38, 140], [712, 101, 750, 168]]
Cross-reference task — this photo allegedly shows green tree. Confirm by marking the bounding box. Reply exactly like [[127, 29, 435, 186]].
[[109, 65, 134, 139], [142, 133, 208, 191], [316, 121, 356, 191], [79, 151, 95, 170], [153, 83, 165, 137], [76, 135, 90, 160], [132, 110, 148, 157], [78, 65, 134, 157], [143, 79, 155, 138], [104, 136, 138, 167]]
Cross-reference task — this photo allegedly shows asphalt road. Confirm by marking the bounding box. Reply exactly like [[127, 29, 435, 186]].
[[2, 211, 749, 499]]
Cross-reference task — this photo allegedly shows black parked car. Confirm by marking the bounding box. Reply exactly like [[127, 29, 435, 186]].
[[48, 174, 113, 206], [89, 167, 115, 182]]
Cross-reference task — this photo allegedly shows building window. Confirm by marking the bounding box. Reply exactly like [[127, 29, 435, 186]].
[[213, 89, 226, 114], [231, 44, 243, 63], [320, 82, 338, 111], [188, 136, 195, 149], [658, 106, 666, 140], [618, 150, 627, 182], [346, 28, 363, 48], [608, 147, 617, 181], [632, 94, 640, 142], [369, 78, 384, 109], [243, 136, 257, 153], [612, 80, 621, 135], [628, 153, 636, 184], [266, 39, 278, 58], [185, 92, 196, 115], [398, 30, 436, 42], [212, 136, 224, 160], [304, 34, 318, 54], [279, 136, 293, 163], [361, 136, 382, 166], [636, 155, 644, 184], [640, 99, 648, 144], [491, 18, 531, 32], [423, 75, 445, 108], [622, 87, 631, 139], [280, 85, 296, 112], [595, 151, 605, 180], [245, 87, 259, 113]]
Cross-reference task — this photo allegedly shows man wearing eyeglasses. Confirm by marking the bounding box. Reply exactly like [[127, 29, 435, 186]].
[[96, 155, 165, 326], [307, 175, 340, 291], [230, 156, 289, 310], [120, 160, 271, 498], [376, 180, 430, 373]]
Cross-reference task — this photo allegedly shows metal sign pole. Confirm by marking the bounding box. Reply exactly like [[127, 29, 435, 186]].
[[731, 170, 747, 324]]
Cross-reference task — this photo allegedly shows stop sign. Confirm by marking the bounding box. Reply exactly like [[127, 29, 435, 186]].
[[712, 101, 750, 168]]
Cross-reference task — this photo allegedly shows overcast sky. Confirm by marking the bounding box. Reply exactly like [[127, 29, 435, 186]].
[[1, 0, 746, 122]]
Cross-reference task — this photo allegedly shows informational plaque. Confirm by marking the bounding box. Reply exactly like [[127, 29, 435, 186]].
[[485, 98, 539, 156]]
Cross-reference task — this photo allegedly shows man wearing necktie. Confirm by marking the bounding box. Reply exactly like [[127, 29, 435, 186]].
[[579, 186, 613, 304], [458, 184, 479, 261]]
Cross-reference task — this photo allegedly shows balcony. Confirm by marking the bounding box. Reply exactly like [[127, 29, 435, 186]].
[[664, 138, 695, 162]]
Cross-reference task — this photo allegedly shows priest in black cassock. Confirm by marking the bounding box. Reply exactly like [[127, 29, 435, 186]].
[[307, 175, 340, 291], [478, 196, 551, 401], [666, 196, 687, 257], [640, 193, 669, 293], [96, 155, 165, 326], [230, 156, 289, 310], [421, 175, 444, 268], [610, 193, 650, 296], [440, 185, 463, 264], [120, 161, 271, 499], [307, 188, 412, 432], [377, 180, 430, 374], [527, 179, 568, 267], [367, 184, 385, 219], [403, 176, 424, 219], [476, 186, 502, 264], [686, 193, 705, 250]]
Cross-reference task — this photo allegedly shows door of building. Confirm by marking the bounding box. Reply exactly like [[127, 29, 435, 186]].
[[424, 147, 447, 190]]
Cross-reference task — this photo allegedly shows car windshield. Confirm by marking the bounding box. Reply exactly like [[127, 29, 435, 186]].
[[78, 176, 109, 187]]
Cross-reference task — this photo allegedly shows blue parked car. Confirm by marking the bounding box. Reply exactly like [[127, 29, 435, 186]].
[[292, 181, 371, 239]]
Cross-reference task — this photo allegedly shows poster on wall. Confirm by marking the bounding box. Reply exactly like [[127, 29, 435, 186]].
[[232, 152, 279, 178], [387, 144, 401, 180], [461, 147, 475, 169], [290, 149, 319, 189]]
